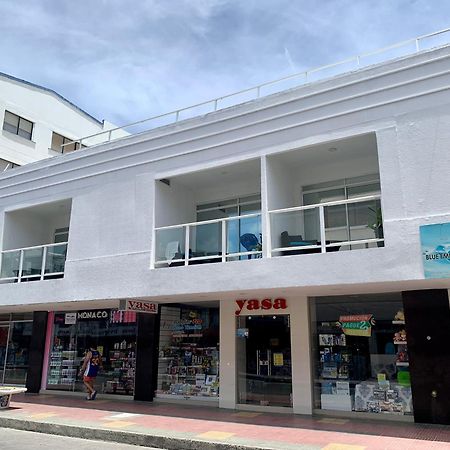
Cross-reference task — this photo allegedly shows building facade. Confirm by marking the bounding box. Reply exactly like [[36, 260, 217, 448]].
[[0, 45, 449, 425], [0, 71, 124, 170]]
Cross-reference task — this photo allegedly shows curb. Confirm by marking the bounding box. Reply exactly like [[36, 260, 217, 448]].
[[0, 416, 273, 450]]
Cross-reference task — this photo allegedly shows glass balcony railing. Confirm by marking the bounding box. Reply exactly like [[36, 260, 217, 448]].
[[154, 213, 262, 267], [0, 242, 68, 283], [269, 195, 383, 256]]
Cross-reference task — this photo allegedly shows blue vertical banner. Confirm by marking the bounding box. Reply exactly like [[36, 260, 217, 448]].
[[420, 222, 450, 278]]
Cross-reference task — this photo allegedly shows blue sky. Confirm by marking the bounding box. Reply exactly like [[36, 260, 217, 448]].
[[0, 0, 449, 127]]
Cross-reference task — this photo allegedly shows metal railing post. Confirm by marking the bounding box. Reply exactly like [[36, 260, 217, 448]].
[[415, 38, 420, 52], [265, 212, 272, 258], [175, 110, 180, 122], [221, 219, 227, 262], [319, 206, 326, 253], [184, 225, 190, 266], [108, 130, 112, 142], [18, 249, 24, 283], [40, 246, 47, 280]]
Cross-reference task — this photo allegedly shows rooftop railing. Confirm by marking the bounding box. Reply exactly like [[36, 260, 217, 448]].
[[62, 28, 450, 152]]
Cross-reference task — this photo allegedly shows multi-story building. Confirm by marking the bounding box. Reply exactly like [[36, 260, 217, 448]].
[[0, 71, 124, 170], [0, 35, 449, 425]]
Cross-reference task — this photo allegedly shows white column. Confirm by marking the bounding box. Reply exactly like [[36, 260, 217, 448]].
[[219, 299, 236, 409], [290, 295, 313, 415]]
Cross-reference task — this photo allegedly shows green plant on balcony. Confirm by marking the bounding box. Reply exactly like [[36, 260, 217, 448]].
[[368, 206, 383, 240]]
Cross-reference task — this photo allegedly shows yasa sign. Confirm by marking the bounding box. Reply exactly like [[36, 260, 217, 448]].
[[420, 222, 450, 279], [119, 299, 158, 314], [235, 298, 287, 315]]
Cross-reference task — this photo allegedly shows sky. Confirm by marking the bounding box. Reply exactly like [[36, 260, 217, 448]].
[[0, 0, 449, 128]]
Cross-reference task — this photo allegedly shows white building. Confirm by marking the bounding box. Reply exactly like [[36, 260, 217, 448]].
[[0, 71, 124, 169], [0, 37, 449, 425]]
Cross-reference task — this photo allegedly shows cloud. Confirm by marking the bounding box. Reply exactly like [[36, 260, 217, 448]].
[[0, 0, 449, 127]]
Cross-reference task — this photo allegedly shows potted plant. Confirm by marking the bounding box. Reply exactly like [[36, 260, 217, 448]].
[[368, 206, 384, 246]]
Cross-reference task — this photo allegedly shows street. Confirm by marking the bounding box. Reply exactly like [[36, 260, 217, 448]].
[[1, 428, 165, 450]]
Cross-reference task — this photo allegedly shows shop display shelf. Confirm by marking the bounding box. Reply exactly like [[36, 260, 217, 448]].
[[392, 320, 405, 325], [394, 341, 408, 345], [395, 362, 410, 367]]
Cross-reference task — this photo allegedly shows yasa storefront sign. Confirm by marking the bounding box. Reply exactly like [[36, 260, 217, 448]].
[[420, 222, 450, 279], [338, 314, 375, 337]]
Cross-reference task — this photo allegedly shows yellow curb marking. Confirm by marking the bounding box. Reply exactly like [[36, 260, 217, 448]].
[[30, 412, 58, 419], [318, 418, 349, 424], [102, 421, 135, 428], [197, 431, 235, 440], [322, 444, 366, 450], [232, 412, 262, 418]]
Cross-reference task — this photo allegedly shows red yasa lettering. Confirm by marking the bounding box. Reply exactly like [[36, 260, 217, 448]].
[[273, 298, 287, 310], [261, 298, 272, 310], [235, 299, 247, 315]]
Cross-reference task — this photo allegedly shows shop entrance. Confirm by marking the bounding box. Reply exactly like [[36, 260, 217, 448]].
[[237, 315, 292, 407], [0, 314, 33, 386]]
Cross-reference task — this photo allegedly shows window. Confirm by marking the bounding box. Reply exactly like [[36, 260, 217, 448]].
[[54, 227, 69, 243], [51, 132, 84, 153], [3, 111, 33, 140]]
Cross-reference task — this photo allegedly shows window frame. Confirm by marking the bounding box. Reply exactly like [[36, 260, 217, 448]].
[[3, 111, 34, 141]]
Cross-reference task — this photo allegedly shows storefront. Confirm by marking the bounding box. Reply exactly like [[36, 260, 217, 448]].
[[155, 303, 220, 402], [44, 309, 137, 396], [0, 313, 33, 386], [310, 293, 413, 418]]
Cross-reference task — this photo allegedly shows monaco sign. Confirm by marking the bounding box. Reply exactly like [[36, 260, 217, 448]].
[[119, 299, 158, 314]]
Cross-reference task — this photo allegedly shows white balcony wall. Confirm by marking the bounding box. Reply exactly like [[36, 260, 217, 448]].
[[154, 179, 196, 228], [2, 200, 71, 250], [0, 45, 450, 309]]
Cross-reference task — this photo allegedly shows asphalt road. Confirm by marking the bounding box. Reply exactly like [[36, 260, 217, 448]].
[[1, 428, 166, 450]]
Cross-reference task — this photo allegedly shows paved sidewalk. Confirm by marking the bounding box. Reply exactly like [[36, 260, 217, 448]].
[[0, 393, 449, 450]]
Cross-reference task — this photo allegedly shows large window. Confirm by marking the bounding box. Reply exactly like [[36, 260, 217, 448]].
[[0, 313, 33, 386], [3, 111, 33, 140], [47, 310, 137, 395], [51, 132, 84, 153], [156, 304, 219, 400], [310, 294, 412, 417], [196, 195, 262, 259], [302, 174, 382, 248]]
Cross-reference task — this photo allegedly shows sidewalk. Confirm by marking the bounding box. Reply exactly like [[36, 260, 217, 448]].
[[1, 393, 449, 450]]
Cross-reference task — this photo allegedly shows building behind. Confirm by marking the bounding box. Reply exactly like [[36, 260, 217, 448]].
[[0, 42, 449, 425], [0, 72, 124, 170]]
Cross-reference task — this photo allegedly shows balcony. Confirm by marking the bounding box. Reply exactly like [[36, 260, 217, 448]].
[[269, 195, 383, 256], [0, 242, 68, 283], [0, 199, 71, 283], [154, 213, 262, 267]]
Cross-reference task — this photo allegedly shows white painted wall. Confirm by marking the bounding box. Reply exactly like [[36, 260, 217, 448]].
[[0, 46, 450, 309]]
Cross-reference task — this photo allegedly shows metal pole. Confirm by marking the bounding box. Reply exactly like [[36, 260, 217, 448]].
[[221, 220, 227, 263], [319, 206, 326, 253], [40, 246, 47, 280], [18, 250, 24, 283], [184, 226, 190, 266], [2, 317, 12, 384]]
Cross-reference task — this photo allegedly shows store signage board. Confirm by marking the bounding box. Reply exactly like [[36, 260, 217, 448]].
[[235, 298, 288, 315], [420, 222, 450, 278], [338, 314, 375, 337], [77, 310, 109, 321], [119, 299, 158, 314]]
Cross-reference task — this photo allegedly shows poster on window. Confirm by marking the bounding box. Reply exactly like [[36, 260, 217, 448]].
[[420, 222, 450, 279], [338, 314, 375, 337]]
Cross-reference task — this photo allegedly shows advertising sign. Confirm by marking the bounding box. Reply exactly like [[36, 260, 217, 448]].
[[119, 299, 158, 314], [420, 222, 450, 279], [338, 314, 375, 337], [64, 312, 77, 325]]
